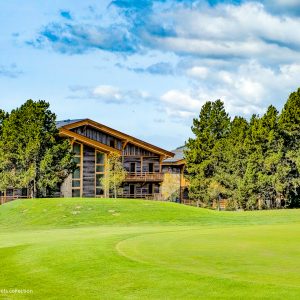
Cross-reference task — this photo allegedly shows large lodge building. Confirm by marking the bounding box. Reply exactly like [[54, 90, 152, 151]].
[[1, 119, 189, 203]]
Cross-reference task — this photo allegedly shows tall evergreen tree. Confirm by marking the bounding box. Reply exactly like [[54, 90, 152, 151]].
[[0, 109, 7, 135], [278, 88, 300, 207], [185, 100, 230, 205], [240, 107, 285, 209], [0, 100, 75, 197], [184, 88, 300, 209], [217, 116, 249, 208]]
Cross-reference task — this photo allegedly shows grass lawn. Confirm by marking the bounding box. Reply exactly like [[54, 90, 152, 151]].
[[0, 198, 300, 299]]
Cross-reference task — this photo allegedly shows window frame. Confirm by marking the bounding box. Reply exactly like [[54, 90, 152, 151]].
[[95, 151, 106, 197], [72, 142, 82, 197]]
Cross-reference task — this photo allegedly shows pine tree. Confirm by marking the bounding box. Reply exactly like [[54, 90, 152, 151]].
[[278, 89, 300, 207], [0, 109, 7, 135], [185, 88, 300, 210], [185, 100, 230, 205], [238, 107, 286, 209], [0, 100, 75, 197], [217, 116, 249, 208]]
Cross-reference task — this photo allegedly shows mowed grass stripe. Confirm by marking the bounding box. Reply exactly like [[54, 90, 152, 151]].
[[116, 224, 300, 287], [0, 198, 300, 299]]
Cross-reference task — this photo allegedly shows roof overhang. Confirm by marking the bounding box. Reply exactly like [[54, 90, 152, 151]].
[[162, 159, 186, 166], [60, 128, 121, 154], [59, 119, 174, 158]]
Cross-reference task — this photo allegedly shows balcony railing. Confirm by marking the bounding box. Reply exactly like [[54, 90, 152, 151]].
[[118, 193, 164, 200], [125, 172, 164, 182]]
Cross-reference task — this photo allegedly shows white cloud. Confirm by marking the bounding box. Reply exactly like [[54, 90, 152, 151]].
[[161, 89, 204, 118], [160, 60, 300, 119], [70, 84, 150, 104], [186, 66, 209, 79], [151, 2, 300, 64], [49, 1, 300, 123], [93, 85, 122, 101]]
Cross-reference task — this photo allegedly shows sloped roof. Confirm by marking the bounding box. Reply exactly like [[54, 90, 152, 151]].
[[56, 118, 174, 158], [56, 119, 84, 128], [163, 145, 186, 164]]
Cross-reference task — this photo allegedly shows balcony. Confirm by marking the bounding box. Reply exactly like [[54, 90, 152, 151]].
[[118, 193, 163, 200], [125, 172, 164, 182]]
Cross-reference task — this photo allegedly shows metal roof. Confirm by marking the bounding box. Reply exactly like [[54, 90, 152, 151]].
[[56, 119, 85, 128], [163, 145, 186, 163]]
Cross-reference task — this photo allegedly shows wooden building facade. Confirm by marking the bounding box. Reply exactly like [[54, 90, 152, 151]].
[[57, 119, 175, 199], [0, 120, 190, 204], [161, 146, 189, 202]]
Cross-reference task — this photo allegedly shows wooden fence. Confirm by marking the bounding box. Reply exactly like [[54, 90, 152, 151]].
[[0, 195, 31, 205]]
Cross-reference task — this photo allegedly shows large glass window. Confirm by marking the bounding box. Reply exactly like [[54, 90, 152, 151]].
[[95, 151, 106, 197], [72, 167, 80, 179], [72, 142, 82, 197], [72, 189, 80, 197], [73, 143, 81, 155], [96, 152, 105, 164]]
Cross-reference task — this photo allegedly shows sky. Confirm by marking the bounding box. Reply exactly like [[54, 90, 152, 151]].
[[1, 0, 300, 150]]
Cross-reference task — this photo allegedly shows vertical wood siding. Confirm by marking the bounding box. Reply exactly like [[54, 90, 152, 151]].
[[82, 145, 96, 197], [65, 126, 167, 199], [72, 126, 123, 150], [123, 143, 158, 156]]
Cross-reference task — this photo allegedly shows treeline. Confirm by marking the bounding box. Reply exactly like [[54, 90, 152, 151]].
[[0, 100, 74, 197], [185, 88, 300, 210]]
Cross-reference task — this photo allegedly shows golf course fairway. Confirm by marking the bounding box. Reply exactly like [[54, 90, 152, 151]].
[[0, 198, 299, 299]]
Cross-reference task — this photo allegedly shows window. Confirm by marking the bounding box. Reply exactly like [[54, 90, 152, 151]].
[[21, 188, 28, 197], [109, 139, 115, 148], [96, 152, 105, 164], [72, 189, 81, 197], [129, 184, 135, 196], [96, 165, 105, 172], [7, 189, 13, 197], [96, 151, 106, 197], [148, 183, 153, 195], [73, 156, 81, 164], [130, 163, 136, 173], [72, 167, 80, 179], [149, 163, 154, 173], [73, 143, 81, 155], [72, 142, 82, 197]]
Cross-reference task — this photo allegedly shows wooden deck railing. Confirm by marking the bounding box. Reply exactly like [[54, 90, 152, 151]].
[[125, 172, 164, 182], [118, 193, 164, 200]]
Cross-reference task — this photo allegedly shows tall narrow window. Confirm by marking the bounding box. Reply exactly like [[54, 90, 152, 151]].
[[109, 139, 115, 148], [96, 151, 106, 196], [130, 163, 136, 173], [148, 183, 153, 195], [149, 163, 154, 173], [72, 142, 82, 197], [129, 184, 135, 197]]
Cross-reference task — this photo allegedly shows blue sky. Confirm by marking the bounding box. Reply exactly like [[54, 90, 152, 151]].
[[1, 0, 300, 149]]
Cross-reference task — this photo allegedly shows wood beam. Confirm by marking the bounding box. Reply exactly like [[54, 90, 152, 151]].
[[59, 128, 121, 154], [122, 140, 129, 150], [62, 119, 174, 158]]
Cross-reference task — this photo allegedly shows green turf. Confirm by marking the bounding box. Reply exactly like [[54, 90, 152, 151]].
[[0, 198, 299, 299]]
